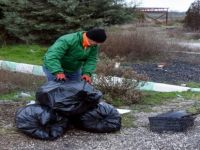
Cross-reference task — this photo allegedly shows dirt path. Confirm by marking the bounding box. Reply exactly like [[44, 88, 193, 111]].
[[1, 99, 200, 150]]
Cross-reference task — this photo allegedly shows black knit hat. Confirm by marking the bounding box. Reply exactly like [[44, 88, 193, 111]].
[[86, 28, 107, 43]]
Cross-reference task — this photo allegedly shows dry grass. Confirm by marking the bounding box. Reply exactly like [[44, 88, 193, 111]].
[[101, 25, 200, 64], [0, 70, 45, 95], [166, 28, 185, 39], [101, 28, 167, 61], [166, 27, 200, 40]]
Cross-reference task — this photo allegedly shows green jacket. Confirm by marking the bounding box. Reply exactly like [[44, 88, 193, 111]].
[[44, 31, 99, 76]]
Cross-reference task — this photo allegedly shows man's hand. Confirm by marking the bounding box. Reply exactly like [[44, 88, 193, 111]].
[[81, 74, 92, 84], [56, 73, 66, 81]]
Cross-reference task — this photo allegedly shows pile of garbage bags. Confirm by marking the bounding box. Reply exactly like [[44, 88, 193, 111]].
[[15, 81, 121, 140]]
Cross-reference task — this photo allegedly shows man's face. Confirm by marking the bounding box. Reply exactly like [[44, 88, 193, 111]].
[[88, 38, 99, 46]]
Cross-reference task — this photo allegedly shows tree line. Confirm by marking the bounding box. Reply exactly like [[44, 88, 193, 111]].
[[0, 0, 133, 44]]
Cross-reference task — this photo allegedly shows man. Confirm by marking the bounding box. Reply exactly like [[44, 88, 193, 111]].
[[43, 28, 107, 84]]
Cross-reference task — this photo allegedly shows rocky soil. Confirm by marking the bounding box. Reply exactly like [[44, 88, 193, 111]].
[[132, 60, 200, 84], [1, 99, 200, 150]]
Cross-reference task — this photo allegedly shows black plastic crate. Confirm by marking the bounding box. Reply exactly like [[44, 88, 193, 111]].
[[149, 110, 195, 133]]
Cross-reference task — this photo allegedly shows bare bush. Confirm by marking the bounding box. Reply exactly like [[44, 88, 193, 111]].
[[94, 53, 148, 106], [0, 70, 45, 94], [100, 29, 167, 61]]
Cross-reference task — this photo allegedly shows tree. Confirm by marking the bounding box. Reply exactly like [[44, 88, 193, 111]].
[[184, 0, 200, 31], [0, 0, 133, 44]]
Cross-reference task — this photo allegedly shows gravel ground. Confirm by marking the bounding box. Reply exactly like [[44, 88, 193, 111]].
[[132, 60, 200, 84], [1, 99, 200, 150]]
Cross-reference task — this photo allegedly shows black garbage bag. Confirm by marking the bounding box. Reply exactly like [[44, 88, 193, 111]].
[[74, 102, 121, 133], [36, 81, 102, 116], [15, 104, 70, 140]]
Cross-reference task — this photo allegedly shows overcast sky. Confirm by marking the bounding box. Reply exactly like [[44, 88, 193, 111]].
[[126, 0, 195, 12]]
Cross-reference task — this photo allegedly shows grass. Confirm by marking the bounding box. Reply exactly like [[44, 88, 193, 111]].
[[186, 102, 200, 115], [126, 91, 200, 113], [141, 91, 178, 105], [108, 97, 126, 107], [0, 91, 35, 101], [121, 113, 136, 128], [186, 82, 200, 88], [181, 91, 200, 100], [141, 91, 200, 105], [0, 44, 47, 65]]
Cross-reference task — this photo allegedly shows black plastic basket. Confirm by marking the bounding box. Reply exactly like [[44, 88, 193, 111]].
[[149, 110, 195, 133]]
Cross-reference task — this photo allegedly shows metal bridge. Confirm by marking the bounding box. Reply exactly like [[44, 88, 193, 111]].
[[136, 7, 169, 24]]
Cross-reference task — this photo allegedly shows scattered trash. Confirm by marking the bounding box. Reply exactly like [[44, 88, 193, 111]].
[[117, 108, 131, 114], [30, 49, 36, 53], [181, 83, 187, 87], [17, 92, 31, 98], [26, 100, 36, 105], [115, 62, 121, 68], [157, 62, 166, 69], [176, 94, 183, 98]]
